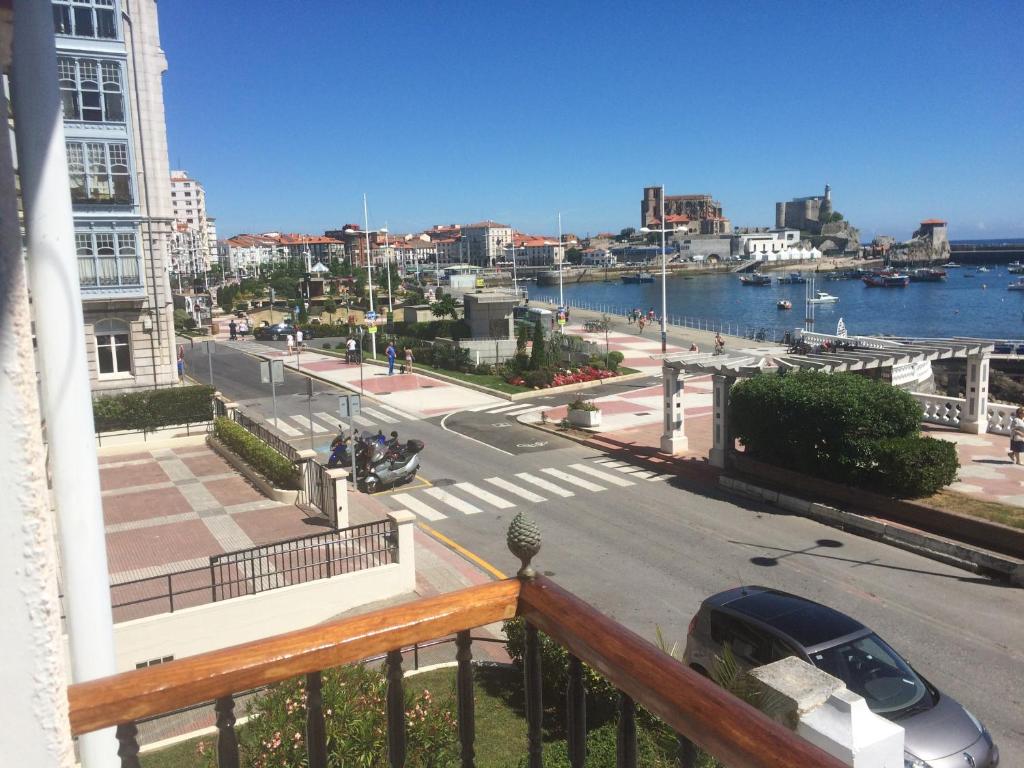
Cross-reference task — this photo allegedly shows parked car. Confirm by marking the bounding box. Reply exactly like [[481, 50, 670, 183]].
[[253, 323, 313, 341], [683, 586, 999, 768]]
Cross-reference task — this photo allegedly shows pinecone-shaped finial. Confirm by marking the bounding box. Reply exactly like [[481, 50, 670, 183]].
[[506, 512, 541, 579]]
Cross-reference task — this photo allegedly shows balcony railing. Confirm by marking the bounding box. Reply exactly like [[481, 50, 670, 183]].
[[68, 574, 846, 768]]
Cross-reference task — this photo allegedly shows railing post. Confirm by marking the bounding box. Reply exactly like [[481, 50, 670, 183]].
[[306, 672, 327, 768], [508, 511, 544, 768], [214, 695, 240, 768], [456, 631, 476, 768], [386, 649, 407, 768], [115, 722, 141, 768], [677, 733, 698, 768], [566, 655, 586, 768], [616, 693, 637, 768]]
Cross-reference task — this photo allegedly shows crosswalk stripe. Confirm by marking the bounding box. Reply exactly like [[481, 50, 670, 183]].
[[593, 459, 629, 468], [269, 419, 302, 436], [484, 403, 528, 414], [515, 472, 575, 498], [629, 470, 658, 480], [360, 406, 397, 424], [314, 412, 343, 431], [375, 402, 416, 421], [612, 464, 644, 474], [501, 404, 544, 416], [539, 468, 606, 492], [287, 415, 329, 433], [648, 473, 675, 482], [567, 463, 635, 487], [455, 482, 516, 509], [469, 403, 505, 412], [485, 477, 547, 503], [424, 487, 483, 515], [390, 493, 446, 521]]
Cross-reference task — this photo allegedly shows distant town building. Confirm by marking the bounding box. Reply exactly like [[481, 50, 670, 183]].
[[581, 249, 616, 267], [462, 220, 513, 267], [169, 170, 217, 274], [735, 229, 802, 257], [56, 0, 178, 393], [221, 234, 278, 276], [511, 234, 565, 267], [641, 187, 731, 234], [775, 184, 835, 234], [271, 233, 344, 265], [893, 220, 950, 264]]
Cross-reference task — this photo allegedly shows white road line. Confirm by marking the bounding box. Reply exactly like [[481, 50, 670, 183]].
[[612, 464, 645, 474], [314, 412, 343, 431], [593, 459, 629, 468], [375, 402, 416, 421], [515, 472, 575, 498], [454, 482, 516, 509], [539, 468, 606, 492], [567, 463, 635, 487], [269, 419, 302, 436], [485, 477, 546, 503], [424, 487, 483, 515], [390, 494, 446, 521], [648, 473, 675, 482], [484, 403, 529, 414], [629, 470, 658, 480], [501, 404, 545, 416], [353, 414, 375, 427], [287, 415, 329, 433], [361, 406, 397, 424]]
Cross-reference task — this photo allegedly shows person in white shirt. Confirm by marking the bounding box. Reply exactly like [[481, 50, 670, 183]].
[[1009, 406, 1024, 464], [295, 329, 304, 351], [286, 334, 295, 355], [346, 337, 357, 363]]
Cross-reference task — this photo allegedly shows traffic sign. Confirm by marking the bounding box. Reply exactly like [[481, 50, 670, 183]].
[[367, 325, 377, 334], [259, 359, 284, 384], [366, 310, 377, 321], [338, 394, 362, 418]]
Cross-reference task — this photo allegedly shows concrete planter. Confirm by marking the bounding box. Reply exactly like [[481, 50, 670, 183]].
[[568, 408, 601, 428], [207, 435, 300, 504]]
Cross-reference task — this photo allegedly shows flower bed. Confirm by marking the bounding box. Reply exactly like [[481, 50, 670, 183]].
[[506, 365, 618, 389]]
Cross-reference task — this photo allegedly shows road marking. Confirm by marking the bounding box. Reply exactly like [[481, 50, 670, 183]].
[[454, 482, 515, 509], [287, 415, 329, 433], [515, 472, 574, 497], [270, 419, 302, 436], [628, 469, 658, 480], [567, 463, 635, 487], [353, 414, 375, 427], [593, 458, 629, 468], [611, 464, 645, 474], [501, 404, 546, 416], [390, 493, 446, 521], [485, 477, 546, 503], [539, 467, 606, 492], [417, 522, 507, 580], [424, 487, 483, 515], [361, 406, 397, 424], [439, 411, 514, 456], [648, 473, 675, 482], [483, 403, 529, 414], [314, 412, 343, 431], [375, 402, 416, 421]]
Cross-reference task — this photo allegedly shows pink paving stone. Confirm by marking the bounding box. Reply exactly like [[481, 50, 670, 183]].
[[180, 452, 233, 478], [97, 452, 151, 465], [103, 486, 193, 526], [232, 504, 322, 545], [347, 373, 434, 392], [100, 460, 170, 491], [204, 476, 265, 506], [106, 519, 223, 574], [620, 385, 665, 400], [304, 360, 349, 371]]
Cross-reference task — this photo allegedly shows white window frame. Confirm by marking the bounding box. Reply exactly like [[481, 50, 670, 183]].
[[53, 0, 118, 40], [66, 140, 133, 205], [76, 229, 141, 289], [94, 318, 132, 378], [58, 56, 125, 123]]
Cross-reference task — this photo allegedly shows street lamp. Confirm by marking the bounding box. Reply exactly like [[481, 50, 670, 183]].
[[502, 239, 520, 297], [639, 184, 670, 353], [344, 194, 388, 360]]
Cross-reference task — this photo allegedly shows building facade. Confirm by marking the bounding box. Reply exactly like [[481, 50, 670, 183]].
[[461, 220, 513, 267], [735, 229, 802, 257], [641, 187, 731, 234], [55, 0, 178, 393], [512, 235, 565, 267], [775, 184, 833, 233], [169, 170, 217, 274]]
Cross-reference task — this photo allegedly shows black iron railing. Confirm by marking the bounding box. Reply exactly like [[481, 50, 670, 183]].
[[306, 459, 338, 527], [231, 409, 301, 463]]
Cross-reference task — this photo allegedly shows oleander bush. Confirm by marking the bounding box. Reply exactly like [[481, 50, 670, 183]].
[[194, 663, 457, 767], [730, 370, 957, 497], [92, 385, 214, 432], [213, 417, 301, 489]]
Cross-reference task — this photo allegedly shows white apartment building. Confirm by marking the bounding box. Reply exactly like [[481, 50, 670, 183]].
[[461, 220, 513, 267], [169, 169, 217, 273], [735, 229, 801, 257], [514, 236, 565, 267], [222, 234, 278, 276], [55, 0, 178, 393], [581, 248, 616, 267]]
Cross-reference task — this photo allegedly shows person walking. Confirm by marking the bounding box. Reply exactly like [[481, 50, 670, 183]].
[[228, 318, 237, 341], [346, 336, 357, 363], [176, 343, 185, 381], [286, 333, 295, 355], [295, 328, 304, 351], [638, 316, 646, 334], [386, 342, 396, 375], [238, 317, 249, 340], [714, 332, 725, 355], [404, 346, 414, 374], [1009, 407, 1024, 464]]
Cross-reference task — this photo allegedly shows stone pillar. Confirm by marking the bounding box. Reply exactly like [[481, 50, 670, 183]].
[[389, 510, 417, 591], [960, 352, 990, 434], [709, 374, 734, 469], [326, 467, 349, 529], [751, 658, 904, 768], [659, 365, 688, 455], [294, 447, 317, 498]]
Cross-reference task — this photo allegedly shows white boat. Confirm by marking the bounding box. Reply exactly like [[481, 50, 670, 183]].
[[807, 291, 839, 304], [978, 266, 990, 273], [941, 262, 962, 268]]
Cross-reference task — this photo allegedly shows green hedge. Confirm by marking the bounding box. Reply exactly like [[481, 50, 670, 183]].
[[730, 371, 957, 497], [213, 418, 302, 489], [93, 385, 214, 432]]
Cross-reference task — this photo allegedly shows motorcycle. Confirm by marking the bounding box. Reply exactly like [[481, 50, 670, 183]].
[[360, 438, 424, 493]]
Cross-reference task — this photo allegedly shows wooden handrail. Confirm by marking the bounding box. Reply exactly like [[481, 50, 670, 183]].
[[68, 578, 520, 735], [518, 576, 848, 768]]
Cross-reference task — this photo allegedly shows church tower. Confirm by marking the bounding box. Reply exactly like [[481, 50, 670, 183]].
[[820, 183, 833, 220]]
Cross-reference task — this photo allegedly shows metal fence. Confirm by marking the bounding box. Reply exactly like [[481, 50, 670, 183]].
[[231, 409, 301, 463], [307, 459, 338, 527], [107, 521, 396, 622]]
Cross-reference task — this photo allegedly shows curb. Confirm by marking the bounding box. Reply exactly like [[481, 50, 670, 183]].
[[718, 475, 1024, 586]]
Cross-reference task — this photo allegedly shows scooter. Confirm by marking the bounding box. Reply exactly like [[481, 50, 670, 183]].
[[360, 439, 424, 493]]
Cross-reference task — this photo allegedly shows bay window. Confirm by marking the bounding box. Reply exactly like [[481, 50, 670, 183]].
[[77, 230, 141, 288], [53, 0, 117, 40], [66, 140, 132, 204], [58, 57, 124, 123]]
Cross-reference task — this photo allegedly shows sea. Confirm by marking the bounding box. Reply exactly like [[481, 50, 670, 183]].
[[525, 263, 1024, 341]]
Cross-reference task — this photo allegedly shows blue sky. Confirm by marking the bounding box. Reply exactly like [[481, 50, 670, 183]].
[[159, 0, 1023, 241]]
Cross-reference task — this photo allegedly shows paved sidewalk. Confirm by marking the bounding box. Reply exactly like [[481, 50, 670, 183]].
[[925, 424, 1024, 508]]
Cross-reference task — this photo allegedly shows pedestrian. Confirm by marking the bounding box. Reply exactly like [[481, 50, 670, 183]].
[[386, 341, 396, 375], [648, 307, 655, 321], [286, 333, 295, 355], [176, 343, 185, 381], [346, 336, 357, 363], [295, 328, 304, 351], [1009, 407, 1024, 464], [638, 316, 646, 334], [228, 318, 237, 340], [714, 332, 725, 355], [689, 342, 699, 352], [238, 317, 249, 340], [404, 346, 414, 373]]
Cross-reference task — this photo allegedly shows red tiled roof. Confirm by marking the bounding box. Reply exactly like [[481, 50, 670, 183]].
[[920, 219, 947, 225]]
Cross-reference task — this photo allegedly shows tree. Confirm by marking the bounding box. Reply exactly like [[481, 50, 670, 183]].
[[323, 299, 337, 323], [430, 294, 459, 321], [616, 227, 636, 242], [516, 322, 530, 354], [529, 319, 546, 369], [565, 247, 583, 265]]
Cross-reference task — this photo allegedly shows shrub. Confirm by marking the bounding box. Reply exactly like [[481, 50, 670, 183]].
[[606, 351, 624, 372], [93, 385, 214, 432], [523, 368, 554, 388], [529, 320, 547, 369], [195, 663, 457, 767], [567, 399, 599, 412], [536, 723, 676, 768], [864, 435, 959, 497], [213, 417, 301, 489], [474, 363, 493, 376]]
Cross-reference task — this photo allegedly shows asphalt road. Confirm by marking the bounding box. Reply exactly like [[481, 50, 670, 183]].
[[197, 339, 1024, 761]]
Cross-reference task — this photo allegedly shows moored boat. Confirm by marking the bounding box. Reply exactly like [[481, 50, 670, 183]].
[[1008, 279, 1024, 291], [776, 272, 806, 285], [909, 268, 947, 282], [807, 291, 839, 304], [621, 272, 655, 284], [941, 262, 962, 268], [740, 273, 772, 286], [1009, 261, 1024, 274], [863, 271, 910, 287], [777, 299, 792, 310]]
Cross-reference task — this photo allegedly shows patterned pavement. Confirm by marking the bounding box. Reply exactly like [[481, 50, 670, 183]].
[[924, 424, 1024, 507]]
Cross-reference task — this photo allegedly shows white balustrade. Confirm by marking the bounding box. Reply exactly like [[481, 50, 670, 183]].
[[986, 402, 1016, 436], [912, 392, 1015, 435]]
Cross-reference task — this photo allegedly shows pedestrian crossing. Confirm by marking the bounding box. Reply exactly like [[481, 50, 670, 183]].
[[384, 456, 674, 521], [262, 401, 417, 438], [470, 401, 547, 418]]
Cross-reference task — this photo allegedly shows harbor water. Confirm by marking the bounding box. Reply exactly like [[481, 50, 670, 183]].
[[525, 267, 1024, 340]]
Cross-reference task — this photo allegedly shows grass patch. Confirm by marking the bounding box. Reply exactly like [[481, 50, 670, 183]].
[[141, 736, 206, 767], [421, 365, 530, 394], [922, 489, 1024, 529]]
